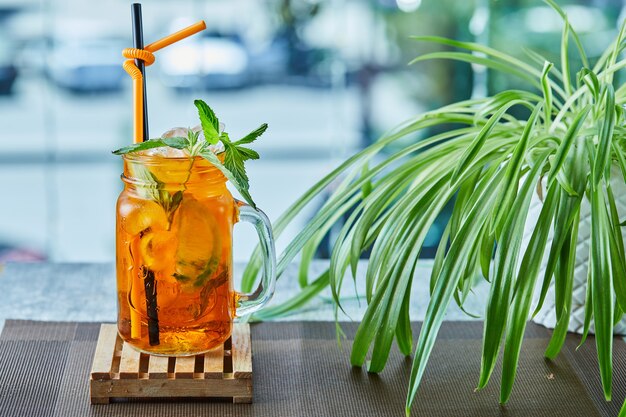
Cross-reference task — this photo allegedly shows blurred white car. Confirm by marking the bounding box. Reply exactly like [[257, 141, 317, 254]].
[[158, 32, 249, 90]]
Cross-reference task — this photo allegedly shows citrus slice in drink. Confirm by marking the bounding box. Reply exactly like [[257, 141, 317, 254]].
[[119, 197, 169, 236], [173, 196, 222, 290], [138, 228, 177, 272]]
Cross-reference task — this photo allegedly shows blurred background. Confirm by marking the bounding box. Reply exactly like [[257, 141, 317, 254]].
[[0, 0, 623, 263]]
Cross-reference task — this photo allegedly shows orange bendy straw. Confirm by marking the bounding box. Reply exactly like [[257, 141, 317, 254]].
[[123, 20, 207, 143]]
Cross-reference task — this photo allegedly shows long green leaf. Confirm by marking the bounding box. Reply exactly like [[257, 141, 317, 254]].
[[607, 184, 626, 313], [578, 264, 594, 348], [578, 68, 600, 101], [545, 210, 579, 359], [478, 150, 550, 390], [541, 62, 554, 124], [592, 85, 616, 188], [560, 16, 572, 97], [544, 0, 589, 68], [499, 183, 559, 403], [411, 52, 542, 90], [253, 271, 329, 321], [546, 106, 591, 185], [452, 99, 527, 183], [589, 184, 614, 400], [396, 281, 414, 356], [533, 182, 583, 317], [619, 398, 626, 417], [363, 176, 456, 372], [490, 104, 542, 236], [411, 35, 567, 99], [406, 169, 505, 413]]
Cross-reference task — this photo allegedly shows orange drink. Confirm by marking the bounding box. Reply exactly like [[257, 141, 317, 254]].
[[116, 152, 276, 355]]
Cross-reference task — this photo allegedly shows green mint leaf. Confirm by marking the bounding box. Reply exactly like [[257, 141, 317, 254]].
[[234, 123, 268, 145], [112, 139, 168, 155], [172, 273, 192, 283], [194, 99, 220, 144], [222, 140, 259, 208], [212, 126, 265, 208], [223, 141, 250, 190], [187, 129, 200, 147], [193, 258, 221, 288], [112, 137, 188, 155], [199, 149, 256, 208], [236, 146, 260, 161], [126, 163, 163, 202], [219, 131, 231, 144], [162, 137, 189, 149], [164, 190, 184, 225]]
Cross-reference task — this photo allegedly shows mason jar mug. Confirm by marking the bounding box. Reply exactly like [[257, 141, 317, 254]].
[[115, 153, 276, 355]]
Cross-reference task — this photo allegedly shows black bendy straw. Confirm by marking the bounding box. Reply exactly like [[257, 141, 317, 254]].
[[131, 3, 149, 142], [132, 3, 159, 346]]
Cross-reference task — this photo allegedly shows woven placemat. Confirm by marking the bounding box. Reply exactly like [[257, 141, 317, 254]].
[[0, 320, 624, 417]]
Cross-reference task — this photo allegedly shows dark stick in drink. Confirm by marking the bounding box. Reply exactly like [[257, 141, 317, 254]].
[[142, 267, 160, 346], [132, 2, 159, 345]]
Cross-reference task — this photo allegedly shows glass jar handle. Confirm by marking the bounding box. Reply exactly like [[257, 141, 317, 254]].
[[235, 203, 277, 316]]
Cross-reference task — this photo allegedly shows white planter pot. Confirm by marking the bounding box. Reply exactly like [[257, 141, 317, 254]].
[[526, 169, 626, 335]]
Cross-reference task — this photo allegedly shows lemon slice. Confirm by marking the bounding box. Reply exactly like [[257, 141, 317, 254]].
[[119, 197, 169, 236], [173, 197, 222, 289], [138, 229, 177, 271]]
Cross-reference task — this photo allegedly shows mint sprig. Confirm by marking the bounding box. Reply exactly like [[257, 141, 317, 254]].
[[234, 123, 268, 146], [194, 99, 220, 145], [219, 127, 266, 201], [198, 148, 257, 208], [112, 99, 266, 208]]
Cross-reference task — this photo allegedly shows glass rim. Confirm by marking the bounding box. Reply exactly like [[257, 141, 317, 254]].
[[121, 152, 226, 185], [121, 153, 217, 162], [121, 152, 225, 167]]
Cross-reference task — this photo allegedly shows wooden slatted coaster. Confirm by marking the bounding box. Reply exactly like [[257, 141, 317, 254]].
[[90, 324, 252, 404]]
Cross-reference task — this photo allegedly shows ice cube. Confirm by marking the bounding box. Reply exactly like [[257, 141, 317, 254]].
[[206, 141, 225, 155], [139, 146, 189, 158], [162, 127, 189, 139]]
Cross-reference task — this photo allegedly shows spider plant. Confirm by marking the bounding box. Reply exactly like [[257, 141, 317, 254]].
[[243, 1, 626, 414]]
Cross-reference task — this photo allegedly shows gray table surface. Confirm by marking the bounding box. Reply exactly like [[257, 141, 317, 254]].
[[0, 260, 489, 332]]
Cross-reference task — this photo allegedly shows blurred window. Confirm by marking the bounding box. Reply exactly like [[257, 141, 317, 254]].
[[0, 0, 622, 262]]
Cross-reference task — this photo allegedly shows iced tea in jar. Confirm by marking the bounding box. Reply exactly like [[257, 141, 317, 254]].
[[116, 151, 276, 355]]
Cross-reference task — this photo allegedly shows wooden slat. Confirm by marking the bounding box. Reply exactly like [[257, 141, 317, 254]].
[[119, 343, 141, 379], [204, 344, 224, 379], [91, 378, 251, 400], [233, 395, 253, 404], [148, 355, 169, 379], [232, 324, 252, 379], [90, 324, 118, 380], [90, 395, 110, 405], [174, 356, 196, 379]]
